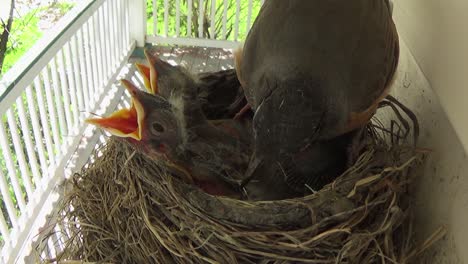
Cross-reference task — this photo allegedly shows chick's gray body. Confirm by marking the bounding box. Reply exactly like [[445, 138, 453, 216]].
[[134, 61, 253, 197]]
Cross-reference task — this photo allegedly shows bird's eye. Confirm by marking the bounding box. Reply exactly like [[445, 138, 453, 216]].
[[151, 122, 165, 134]]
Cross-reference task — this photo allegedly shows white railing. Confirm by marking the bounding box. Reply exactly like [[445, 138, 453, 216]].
[[146, 0, 263, 49], [0, 0, 134, 262]]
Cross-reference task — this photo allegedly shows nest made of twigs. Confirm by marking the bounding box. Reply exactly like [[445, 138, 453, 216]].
[[36, 97, 445, 264]]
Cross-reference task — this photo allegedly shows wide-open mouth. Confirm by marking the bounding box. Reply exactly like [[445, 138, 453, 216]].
[[135, 49, 160, 95], [135, 63, 153, 94], [86, 80, 146, 140]]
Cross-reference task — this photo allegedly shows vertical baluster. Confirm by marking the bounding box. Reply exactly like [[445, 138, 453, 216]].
[[41, 249, 51, 263], [58, 216, 71, 247], [88, 20, 100, 101], [164, 0, 169, 36], [112, 1, 120, 64], [83, 23, 96, 109], [103, 3, 112, 79], [94, 13, 105, 89], [53, 225, 65, 252], [98, 7, 108, 83], [125, 0, 130, 46], [116, 1, 121, 52], [50, 58, 68, 142], [0, 210, 11, 244], [6, 108, 34, 198], [115, 1, 123, 58], [210, 0, 216, 39], [33, 76, 56, 169], [76, 29, 91, 112], [107, 1, 117, 69], [153, 0, 158, 35], [63, 42, 80, 131], [105, 8, 113, 87], [246, 0, 253, 34], [47, 238, 57, 261], [117, 1, 123, 52], [42, 67, 62, 157], [6, 108, 33, 197], [176, 0, 180, 37], [93, 13, 104, 92], [0, 120, 26, 211], [119, 0, 128, 52], [234, 0, 240, 41], [70, 36, 85, 115], [188, 0, 192, 36], [105, 2, 116, 74], [198, 0, 204, 38], [114, 0, 121, 73], [56, 50, 73, 137], [85, 20, 97, 104], [222, 0, 228, 40], [25, 85, 49, 179], [0, 170, 18, 228]]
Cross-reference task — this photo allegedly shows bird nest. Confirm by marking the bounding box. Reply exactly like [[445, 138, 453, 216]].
[[37, 97, 444, 263]]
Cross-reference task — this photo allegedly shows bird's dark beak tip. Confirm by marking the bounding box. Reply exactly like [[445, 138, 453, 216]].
[[121, 79, 140, 95], [144, 48, 159, 65]]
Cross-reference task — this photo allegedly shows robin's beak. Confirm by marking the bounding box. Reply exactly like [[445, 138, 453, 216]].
[[85, 80, 146, 140], [135, 63, 152, 94], [144, 49, 159, 95], [134, 49, 162, 95]]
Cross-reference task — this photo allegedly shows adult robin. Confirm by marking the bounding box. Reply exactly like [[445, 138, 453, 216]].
[[235, 0, 399, 200], [86, 73, 252, 197]]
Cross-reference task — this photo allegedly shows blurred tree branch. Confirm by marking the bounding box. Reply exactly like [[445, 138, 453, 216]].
[[0, 0, 15, 75]]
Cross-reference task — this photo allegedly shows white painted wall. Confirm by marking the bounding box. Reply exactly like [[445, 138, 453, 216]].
[[393, 0, 468, 152], [389, 1, 468, 262]]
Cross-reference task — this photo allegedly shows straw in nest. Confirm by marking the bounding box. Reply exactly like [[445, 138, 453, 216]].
[[36, 96, 445, 263]]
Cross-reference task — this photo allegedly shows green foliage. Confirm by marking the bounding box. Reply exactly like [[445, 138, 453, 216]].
[[2, 0, 258, 75], [1, 2, 75, 75], [2, 11, 41, 75], [146, 0, 261, 41]]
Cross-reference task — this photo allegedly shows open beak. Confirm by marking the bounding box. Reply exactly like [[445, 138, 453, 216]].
[[144, 49, 159, 95], [86, 80, 146, 140], [135, 63, 152, 94], [134, 49, 161, 95]]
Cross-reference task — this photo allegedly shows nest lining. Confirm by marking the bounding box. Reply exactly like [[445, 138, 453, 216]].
[[36, 98, 445, 264]]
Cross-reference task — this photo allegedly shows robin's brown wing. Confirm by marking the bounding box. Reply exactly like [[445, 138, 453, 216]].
[[343, 0, 399, 133]]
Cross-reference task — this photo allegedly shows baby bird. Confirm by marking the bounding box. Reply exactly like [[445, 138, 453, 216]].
[[135, 49, 248, 120], [87, 61, 252, 198]]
